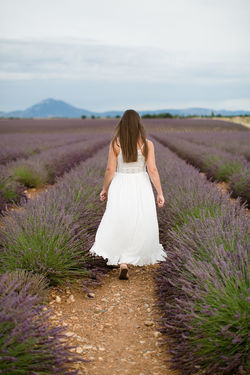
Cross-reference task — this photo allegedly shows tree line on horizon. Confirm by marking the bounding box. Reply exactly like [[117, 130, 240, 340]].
[[81, 112, 250, 119], [1, 113, 249, 120]]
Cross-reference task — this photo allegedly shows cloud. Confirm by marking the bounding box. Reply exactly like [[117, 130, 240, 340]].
[[0, 37, 249, 85]]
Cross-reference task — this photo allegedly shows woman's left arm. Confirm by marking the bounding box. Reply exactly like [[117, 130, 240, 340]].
[[100, 142, 118, 201]]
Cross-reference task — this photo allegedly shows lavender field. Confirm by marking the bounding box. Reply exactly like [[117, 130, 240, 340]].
[[0, 116, 247, 134], [152, 132, 250, 208], [0, 118, 249, 375], [173, 130, 250, 161], [0, 133, 90, 165], [0, 119, 114, 214]]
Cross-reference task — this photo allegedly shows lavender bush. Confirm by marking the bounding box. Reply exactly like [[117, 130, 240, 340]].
[[229, 168, 250, 205], [0, 272, 86, 374], [1, 268, 50, 301], [150, 139, 249, 375], [152, 133, 250, 207], [0, 172, 27, 213]]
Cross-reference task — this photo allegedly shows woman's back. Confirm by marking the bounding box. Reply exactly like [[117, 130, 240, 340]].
[[116, 139, 147, 173]]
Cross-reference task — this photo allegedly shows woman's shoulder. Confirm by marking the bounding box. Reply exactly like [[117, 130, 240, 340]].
[[145, 139, 153, 147], [111, 138, 120, 156], [142, 138, 151, 145], [116, 137, 121, 147]]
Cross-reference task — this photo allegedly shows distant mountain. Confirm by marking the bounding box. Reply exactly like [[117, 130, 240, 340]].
[[1, 98, 250, 118], [1, 98, 93, 118]]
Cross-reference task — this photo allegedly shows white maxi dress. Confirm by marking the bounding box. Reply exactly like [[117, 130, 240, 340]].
[[89, 141, 168, 266]]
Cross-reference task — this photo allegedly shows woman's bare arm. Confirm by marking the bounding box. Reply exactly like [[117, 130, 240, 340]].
[[99, 141, 118, 201], [146, 140, 163, 196]]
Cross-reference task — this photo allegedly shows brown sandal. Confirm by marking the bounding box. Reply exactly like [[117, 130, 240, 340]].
[[119, 265, 129, 280]]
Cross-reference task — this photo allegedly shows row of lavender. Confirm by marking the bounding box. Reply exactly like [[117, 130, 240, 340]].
[[152, 133, 250, 207], [175, 130, 250, 161], [0, 132, 89, 165], [0, 144, 111, 374], [0, 135, 110, 213], [152, 139, 249, 375]]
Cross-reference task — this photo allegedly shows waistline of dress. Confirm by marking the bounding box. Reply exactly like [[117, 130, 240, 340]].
[[115, 170, 148, 175]]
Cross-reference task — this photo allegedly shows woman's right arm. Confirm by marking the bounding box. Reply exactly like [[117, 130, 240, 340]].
[[145, 140, 165, 208]]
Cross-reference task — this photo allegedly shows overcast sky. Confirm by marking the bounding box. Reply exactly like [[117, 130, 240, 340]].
[[0, 0, 250, 112]]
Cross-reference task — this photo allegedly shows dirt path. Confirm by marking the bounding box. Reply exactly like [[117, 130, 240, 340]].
[[47, 264, 179, 375], [23, 185, 52, 199]]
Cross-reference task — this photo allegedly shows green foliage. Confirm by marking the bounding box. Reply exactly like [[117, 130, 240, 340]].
[[0, 178, 19, 201], [0, 212, 89, 285], [171, 203, 221, 233], [10, 165, 47, 187], [142, 112, 174, 119], [202, 154, 220, 171], [215, 161, 243, 181], [231, 175, 249, 196], [188, 279, 249, 370], [229, 171, 250, 205], [26, 148, 39, 155]]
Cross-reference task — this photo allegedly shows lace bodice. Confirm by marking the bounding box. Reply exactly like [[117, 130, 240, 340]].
[[116, 143, 147, 173]]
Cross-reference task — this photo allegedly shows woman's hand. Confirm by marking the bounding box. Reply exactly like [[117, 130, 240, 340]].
[[100, 189, 108, 202], [157, 193, 165, 208]]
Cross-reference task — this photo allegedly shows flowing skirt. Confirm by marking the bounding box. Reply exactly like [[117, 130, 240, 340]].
[[89, 171, 168, 266]]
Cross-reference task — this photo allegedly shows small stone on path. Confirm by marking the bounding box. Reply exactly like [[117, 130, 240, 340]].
[[144, 320, 154, 326]]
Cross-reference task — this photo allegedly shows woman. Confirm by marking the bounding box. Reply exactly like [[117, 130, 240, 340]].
[[89, 109, 167, 280]]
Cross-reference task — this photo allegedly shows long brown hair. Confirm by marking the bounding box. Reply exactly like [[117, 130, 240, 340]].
[[111, 109, 149, 162]]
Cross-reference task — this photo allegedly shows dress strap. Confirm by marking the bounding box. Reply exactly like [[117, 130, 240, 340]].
[[140, 143, 144, 150]]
